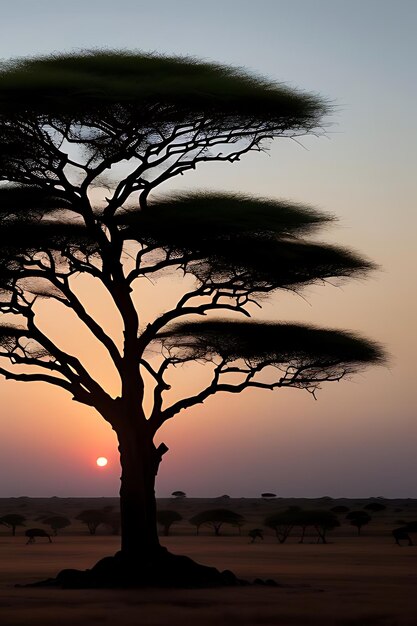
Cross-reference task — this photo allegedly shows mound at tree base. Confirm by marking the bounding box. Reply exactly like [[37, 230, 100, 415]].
[[21, 548, 280, 589]]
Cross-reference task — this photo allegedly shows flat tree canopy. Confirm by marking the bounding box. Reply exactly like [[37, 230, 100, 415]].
[[0, 51, 384, 587], [189, 509, 245, 536]]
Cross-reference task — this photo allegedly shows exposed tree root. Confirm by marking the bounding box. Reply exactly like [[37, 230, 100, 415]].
[[21, 548, 279, 589]]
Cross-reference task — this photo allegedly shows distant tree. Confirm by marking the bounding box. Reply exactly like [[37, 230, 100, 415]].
[[171, 491, 187, 500], [42, 515, 71, 536], [303, 510, 340, 544], [0, 513, 26, 536], [364, 503, 386, 513], [346, 511, 372, 535], [76, 510, 107, 535], [157, 510, 182, 536], [264, 509, 298, 543], [331, 505, 350, 514], [215, 495, 231, 502], [189, 509, 245, 536], [265, 508, 339, 544], [261, 493, 277, 500], [0, 50, 384, 587]]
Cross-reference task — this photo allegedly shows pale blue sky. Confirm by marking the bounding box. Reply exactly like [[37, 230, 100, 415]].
[[0, 0, 416, 497]]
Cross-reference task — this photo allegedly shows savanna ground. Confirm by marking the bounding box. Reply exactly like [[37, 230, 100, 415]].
[[1, 497, 417, 626]]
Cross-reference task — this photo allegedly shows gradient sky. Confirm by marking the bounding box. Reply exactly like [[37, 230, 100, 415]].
[[0, 0, 416, 498]]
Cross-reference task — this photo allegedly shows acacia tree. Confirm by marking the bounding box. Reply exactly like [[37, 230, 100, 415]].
[[0, 513, 26, 536], [0, 52, 383, 586], [189, 509, 245, 536], [42, 515, 71, 536]]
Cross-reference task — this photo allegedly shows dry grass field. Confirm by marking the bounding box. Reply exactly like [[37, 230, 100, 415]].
[[1, 497, 417, 626]]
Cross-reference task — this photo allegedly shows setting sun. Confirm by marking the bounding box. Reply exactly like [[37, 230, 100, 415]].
[[96, 457, 108, 467]]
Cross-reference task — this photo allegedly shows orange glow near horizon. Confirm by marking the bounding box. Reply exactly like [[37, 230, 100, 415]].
[[1, 7, 416, 499]]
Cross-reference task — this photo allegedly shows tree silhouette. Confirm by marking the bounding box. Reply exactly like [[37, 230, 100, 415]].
[[330, 505, 350, 514], [264, 508, 301, 543], [75, 509, 107, 535], [42, 515, 71, 536], [305, 510, 340, 544], [0, 51, 384, 586], [265, 508, 339, 544], [0, 513, 26, 536], [346, 511, 372, 535], [156, 510, 182, 536], [171, 491, 187, 500], [189, 509, 245, 536], [364, 502, 386, 513]]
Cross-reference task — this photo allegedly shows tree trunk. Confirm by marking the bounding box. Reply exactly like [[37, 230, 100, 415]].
[[117, 427, 162, 562], [42, 420, 242, 587]]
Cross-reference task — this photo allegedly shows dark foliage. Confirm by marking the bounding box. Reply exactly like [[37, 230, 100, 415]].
[[75, 510, 107, 535], [331, 505, 350, 514], [156, 510, 182, 536], [157, 321, 384, 401], [115, 193, 333, 242], [0, 513, 26, 536], [0, 51, 327, 127], [346, 511, 372, 535], [265, 508, 339, 544], [171, 491, 187, 499], [364, 502, 387, 513], [0, 51, 384, 587], [159, 320, 382, 366], [42, 515, 71, 536], [189, 509, 245, 536], [0, 184, 71, 220]]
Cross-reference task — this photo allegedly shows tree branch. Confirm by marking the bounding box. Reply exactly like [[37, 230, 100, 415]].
[[151, 359, 346, 432], [0, 364, 74, 393], [56, 275, 123, 371]]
